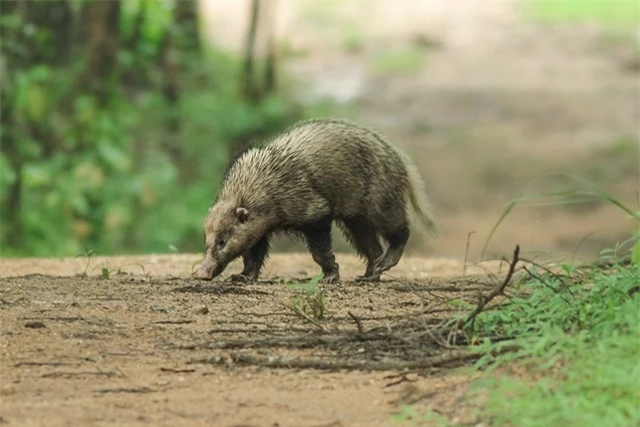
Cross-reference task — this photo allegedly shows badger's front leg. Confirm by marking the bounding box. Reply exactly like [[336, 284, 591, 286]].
[[230, 236, 270, 282], [303, 218, 340, 284]]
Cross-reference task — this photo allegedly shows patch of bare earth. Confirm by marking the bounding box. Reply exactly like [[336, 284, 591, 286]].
[[0, 254, 509, 426]]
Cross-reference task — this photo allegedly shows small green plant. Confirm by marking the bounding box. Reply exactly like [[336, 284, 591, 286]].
[[286, 274, 326, 321], [75, 249, 97, 278]]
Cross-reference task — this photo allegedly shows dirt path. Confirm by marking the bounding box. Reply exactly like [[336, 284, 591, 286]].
[[0, 254, 504, 426]]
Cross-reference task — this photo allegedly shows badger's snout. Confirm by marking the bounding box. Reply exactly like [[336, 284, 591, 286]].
[[194, 255, 228, 281], [194, 264, 214, 280]]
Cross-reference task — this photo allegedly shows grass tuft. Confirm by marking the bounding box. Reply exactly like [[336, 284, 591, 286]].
[[481, 173, 640, 259], [286, 274, 327, 322], [465, 258, 640, 426]]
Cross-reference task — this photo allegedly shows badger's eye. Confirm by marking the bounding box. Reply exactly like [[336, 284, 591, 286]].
[[215, 236, 227, 248]]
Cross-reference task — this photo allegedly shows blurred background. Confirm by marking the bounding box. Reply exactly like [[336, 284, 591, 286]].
[[1, 0, 638, 260]]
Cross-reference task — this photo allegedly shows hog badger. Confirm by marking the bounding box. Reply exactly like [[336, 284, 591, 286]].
[[195, 119, 436, 283]]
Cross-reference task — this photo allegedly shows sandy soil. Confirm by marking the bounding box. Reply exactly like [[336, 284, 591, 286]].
[[0, 254, 504, 427]]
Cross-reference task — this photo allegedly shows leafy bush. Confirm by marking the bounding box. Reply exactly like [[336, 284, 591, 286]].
[[0, 1, 300, 257]]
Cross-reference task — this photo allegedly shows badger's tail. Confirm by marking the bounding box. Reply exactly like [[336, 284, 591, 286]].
[[401, 153, 437, 235]]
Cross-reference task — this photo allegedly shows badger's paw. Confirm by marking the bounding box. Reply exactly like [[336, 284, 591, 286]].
[[229, 273, 254, 283]]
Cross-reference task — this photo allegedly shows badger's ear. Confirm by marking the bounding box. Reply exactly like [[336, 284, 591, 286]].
[[236, 207, 249, 224]]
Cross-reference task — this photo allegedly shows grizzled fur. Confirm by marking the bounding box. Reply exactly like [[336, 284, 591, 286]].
[[195, 119, 436, 283]]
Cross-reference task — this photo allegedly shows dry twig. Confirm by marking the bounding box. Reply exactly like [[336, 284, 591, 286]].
[[190, 350, 477, 371]]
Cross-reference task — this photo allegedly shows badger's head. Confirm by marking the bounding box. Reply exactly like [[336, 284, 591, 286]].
[[194, 202, 257, 280]]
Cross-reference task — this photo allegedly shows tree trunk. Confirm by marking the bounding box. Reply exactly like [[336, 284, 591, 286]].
[[159, 24, 184, 179], [230, 0, 281, 164], [76, 0, 121, 104], [174, 0, 201, 55], [0, 95, 23, 250], [263, 0, 277, 93], [157, 0, 203, 184], [121, 0, 146, 92], [243, 0, 261, 101]]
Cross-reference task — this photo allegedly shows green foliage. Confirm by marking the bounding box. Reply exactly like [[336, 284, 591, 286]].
[[286, 274, 327, 321], [471, 263, 639, 361], [468, 263, 640, 426], [523, 0, 639, 33], [0, 1, 299, 256]]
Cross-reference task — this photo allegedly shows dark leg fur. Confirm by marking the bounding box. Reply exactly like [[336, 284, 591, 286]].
[[230, 235, 270, 282], [340, 218, 384, 281], [303, 218, 340, 283]]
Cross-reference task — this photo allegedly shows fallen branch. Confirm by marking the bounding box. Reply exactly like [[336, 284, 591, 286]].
[[154, 319, 194, 325], [160, 367, 196, 373], [463, 245, 520, 329], [348, 311, 365, 335], [96, 386, 155, 394], [42, 370, 121, 378], [190, 349, 478, 371], [14, 361, 74, 367]]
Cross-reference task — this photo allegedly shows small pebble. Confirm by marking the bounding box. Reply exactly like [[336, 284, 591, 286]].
[[194, 305, 209, 315], [0, 385, 15, 395], [24, 321, 45, 329]]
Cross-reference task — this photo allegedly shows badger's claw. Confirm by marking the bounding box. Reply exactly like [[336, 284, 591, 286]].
[[322, 272, 340, 284]]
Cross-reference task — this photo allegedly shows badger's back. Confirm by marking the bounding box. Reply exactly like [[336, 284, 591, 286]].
[[218, 119, 414, 225], [272, 120, 408, 215]]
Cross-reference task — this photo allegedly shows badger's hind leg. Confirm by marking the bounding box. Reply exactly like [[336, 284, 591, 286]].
[[339, 218, 384, 281], [303, 217, 340, 283], [373, 225, 409, 276], [230, 235, 270, 282], [369, 202, 411, 280], [367, 223, 409, 280]]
